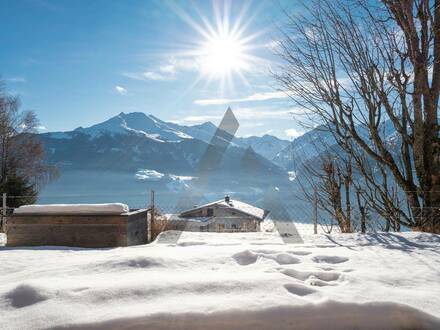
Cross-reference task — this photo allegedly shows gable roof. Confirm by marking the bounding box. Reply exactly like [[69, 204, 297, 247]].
[[179, 199, 269, 221]]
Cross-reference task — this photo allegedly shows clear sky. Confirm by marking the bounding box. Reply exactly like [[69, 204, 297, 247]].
[[0, 0, 304, 139]]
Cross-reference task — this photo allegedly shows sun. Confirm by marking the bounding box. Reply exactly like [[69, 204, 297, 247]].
[[199, 34, 249, 78], [168, 1, 266, 87]]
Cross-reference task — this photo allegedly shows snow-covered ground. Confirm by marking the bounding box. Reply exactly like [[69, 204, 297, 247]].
[[0, 226, 439, 329]]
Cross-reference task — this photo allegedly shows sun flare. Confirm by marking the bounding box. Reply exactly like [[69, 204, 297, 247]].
[[200, 35, 248, 78], [168, 1, 266, 87]]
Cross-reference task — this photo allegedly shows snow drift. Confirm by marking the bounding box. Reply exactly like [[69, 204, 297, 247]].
[[58, 301, 440, 330], [13, 203, 130, 215]]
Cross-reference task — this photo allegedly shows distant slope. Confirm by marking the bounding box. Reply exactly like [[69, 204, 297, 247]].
[[272, 126, 336, 171], [234, 135, 290, 160]]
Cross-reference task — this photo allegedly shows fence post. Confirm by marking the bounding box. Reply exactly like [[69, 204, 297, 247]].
[[1, 193, 6, 232], [151, 190, 155, 217], [431, 191, 435, 234], [150, 190, 155, 241], [313, 188, 318, 234]]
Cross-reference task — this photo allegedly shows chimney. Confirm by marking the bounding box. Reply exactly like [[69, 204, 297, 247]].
[[225, 195, 230, 204]]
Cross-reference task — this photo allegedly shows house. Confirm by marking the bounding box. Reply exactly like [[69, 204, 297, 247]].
[[172, 196, 269, 232]]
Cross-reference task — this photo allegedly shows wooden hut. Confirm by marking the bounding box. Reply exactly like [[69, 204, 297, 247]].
[[5, 204, 148, 248]]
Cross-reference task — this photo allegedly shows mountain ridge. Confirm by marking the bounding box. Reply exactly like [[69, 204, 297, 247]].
[[42, 111, 291, 161]]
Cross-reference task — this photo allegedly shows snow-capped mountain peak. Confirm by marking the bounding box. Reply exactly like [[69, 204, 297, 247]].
[[71, 112, 192, 142]]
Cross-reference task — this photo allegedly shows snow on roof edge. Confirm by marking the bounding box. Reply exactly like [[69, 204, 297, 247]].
[[13, 203, 130, 215]]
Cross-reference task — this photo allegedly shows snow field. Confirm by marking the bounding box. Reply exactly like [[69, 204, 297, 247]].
[[0, 230, 439, 329]]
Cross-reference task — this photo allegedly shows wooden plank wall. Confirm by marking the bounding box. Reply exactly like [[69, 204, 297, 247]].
[[6, 210, 148, 248]]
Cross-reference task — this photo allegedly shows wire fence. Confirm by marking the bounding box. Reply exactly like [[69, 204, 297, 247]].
[[0, 191, 316, 235], [2, 190, 436, 235]]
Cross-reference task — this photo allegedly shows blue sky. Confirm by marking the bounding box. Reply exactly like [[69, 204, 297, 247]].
[[0, 0, 304, 139]]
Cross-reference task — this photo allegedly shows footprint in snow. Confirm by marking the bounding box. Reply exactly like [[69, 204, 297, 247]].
[[279, 268, 341, 282], [109, 257, 162, 269], [232, 250, 258, 265], [343, 269, 355, 273], [232, 250, 301, 266], [305, 277, 336, 287], [311, 255, 349, 264], [177, 241, 207, 247], [287, 250, 312, 256], [284, 283, 317, 296], [271, 253, 301, 265], [252, 249, 311, 258], [251, 249, 278, 254], [5, 284, 49, 308]]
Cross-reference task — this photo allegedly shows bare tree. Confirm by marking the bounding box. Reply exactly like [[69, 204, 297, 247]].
[[0, 79, 56, 206], [295, 136, 355, 233], [321, 155, 354, 232], [275, 0, 440, 233]]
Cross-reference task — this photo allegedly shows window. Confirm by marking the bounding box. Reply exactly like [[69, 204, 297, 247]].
[[231, 224, 237, 229], [207, 208, 214, 216]]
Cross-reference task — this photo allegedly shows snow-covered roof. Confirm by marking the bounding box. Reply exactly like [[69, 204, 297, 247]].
[[13, 203, 130, 215], [165, 214, 214, 223], [180, 198, 269, 220]]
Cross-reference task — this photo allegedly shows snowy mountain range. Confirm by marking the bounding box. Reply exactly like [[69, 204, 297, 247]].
[[44, 112, 290, 161], [44, 111, 395, 180], [39, 112, 291, 190], [38, 111, 406, 210], [273, 119, 402, 172]]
